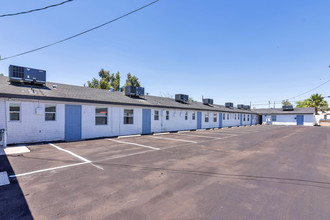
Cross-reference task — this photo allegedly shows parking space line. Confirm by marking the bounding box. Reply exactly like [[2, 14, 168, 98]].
[[49, 143, 103, 170], [151, 136, 197, 143], [178, 133, 225, 140], [9, 162, 89, 178], [107, 139, 160, 150]]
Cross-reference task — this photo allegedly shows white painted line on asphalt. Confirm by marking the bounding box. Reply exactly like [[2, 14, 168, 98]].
[[49, 143, 103, 170], [118, 134, 141, 139], [153, 132, 170, 135], [151, 136, 197, 143], [177, 130, 191, 133], [178, 133, 225, 140], [9, 162, 89, 178], [49, 143, 90, 163], [108, 139, 160, 150]]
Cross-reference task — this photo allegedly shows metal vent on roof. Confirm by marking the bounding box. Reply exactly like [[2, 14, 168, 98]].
[[225, 102, 234, 108], [9, 65, 46, 85], [282, 105, 294, 111], [203, 98, 213, 106], [237, 104, 244, 109], [175, 94, 189, 103], [125, 86, 145, 97]]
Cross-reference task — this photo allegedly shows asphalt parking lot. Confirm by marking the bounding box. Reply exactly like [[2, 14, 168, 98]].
[[1, 125, 330, 219]]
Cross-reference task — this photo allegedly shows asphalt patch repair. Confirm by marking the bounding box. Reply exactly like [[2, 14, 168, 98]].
[[1, 125, 330, 219]]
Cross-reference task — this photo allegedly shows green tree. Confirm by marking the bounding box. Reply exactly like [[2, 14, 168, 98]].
[[0, 73, 4, 76], [124, 73, 141, 88], [296, 93, 328, 113], [87, 69, 121, 90], [282, 99, 292, 106]]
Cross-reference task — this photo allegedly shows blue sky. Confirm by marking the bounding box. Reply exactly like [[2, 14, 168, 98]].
[[1, 0, 330, 108]]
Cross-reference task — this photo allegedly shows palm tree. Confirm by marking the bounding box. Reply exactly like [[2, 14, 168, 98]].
[[305, 93, 328, 113]]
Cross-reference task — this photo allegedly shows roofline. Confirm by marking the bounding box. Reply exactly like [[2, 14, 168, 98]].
[[0, 93, 257, 114]]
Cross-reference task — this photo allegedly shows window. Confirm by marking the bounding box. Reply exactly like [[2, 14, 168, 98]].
[[192, 112, 195, 120], [213, 113, 217, 122], [271, 115, 277, 121], [243, 114, 246, 121], [238, 114, 240, 120], [154, 110, 159, 120], [223, 113, 225, 120], [185, 112, 188, 120], [166, 111, 169, 120], [247, 115, 250, 121], [9, 103, 20, 121], [124, 109, 134, 124], [227, 113, 229, 120], [235, 114, 237, 120], [95, 107, 108, 125], [45, 105, 56, 121], [205, 113, 209, 122]]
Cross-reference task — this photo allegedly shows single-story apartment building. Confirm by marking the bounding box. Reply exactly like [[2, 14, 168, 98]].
[[252, 107, 316, 126], [0, 74, 259, 146]]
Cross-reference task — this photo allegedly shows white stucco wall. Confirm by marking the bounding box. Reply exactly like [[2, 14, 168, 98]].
[[4, 100, 65, 144], [262, 114, 315, 126]]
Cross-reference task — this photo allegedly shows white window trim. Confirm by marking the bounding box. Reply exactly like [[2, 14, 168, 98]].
[[45, 104, 57, 122], [95, 107, 108, 125], [9, 103, 21, 122]]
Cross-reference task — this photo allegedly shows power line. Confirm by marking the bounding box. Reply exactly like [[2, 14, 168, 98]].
[[0, 0, 160, 61], [0, 0, 74, 18], [287, 79, 330, 100]]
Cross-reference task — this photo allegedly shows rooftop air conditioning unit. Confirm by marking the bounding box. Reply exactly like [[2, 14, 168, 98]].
[[282, 105, 294, 111], [203, 98, 213, 105], [125, 86, 145, 97], [175, 94, 189, 103], [237, 104, 245, 109], [243, 105, 251, 110], [9, 65, 46, 85], [225, 102, 234, 108]]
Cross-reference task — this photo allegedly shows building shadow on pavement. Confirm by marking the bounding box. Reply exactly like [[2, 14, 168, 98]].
[[0, 154, 33, 219]]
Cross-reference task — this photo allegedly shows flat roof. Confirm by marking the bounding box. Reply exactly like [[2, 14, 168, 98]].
[[252, 107, 315, 115]]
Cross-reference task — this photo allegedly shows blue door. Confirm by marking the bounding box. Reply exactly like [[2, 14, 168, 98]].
[[142, 109, 151, 134], [197, 112, 202, 129], [65, 105, 82, 141], [240, 114, 243, 126], [297, 115, 304, 125], [219, 113, 223, 128]]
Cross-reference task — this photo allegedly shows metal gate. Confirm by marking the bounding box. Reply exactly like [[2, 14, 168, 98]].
[[65, 105, 82, 141]]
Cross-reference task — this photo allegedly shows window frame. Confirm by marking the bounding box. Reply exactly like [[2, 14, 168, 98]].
[[95, 107, 108, 125], [213, 113, 217, 122], [45, 104, 56, 121], [223, 113, 225, 120], [185, 112, 188, 120], [124, 109, 134, 125], [205, 113, 209, 122], [166, 110, 170, 120], [9, 103, 21, 121], [227, 113, 229, 120], [192, 112, 195, 120], [243, 114, 246, 121], [154, 110, 159, 121], [271, 115, 277, 121]]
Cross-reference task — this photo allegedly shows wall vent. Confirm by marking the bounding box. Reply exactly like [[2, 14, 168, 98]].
[[175, 94, 189, 103], [125, 86, 145, 97], [9, 65, 46, 85]]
